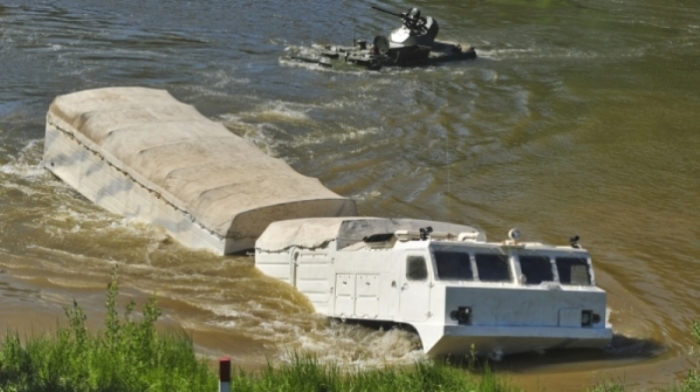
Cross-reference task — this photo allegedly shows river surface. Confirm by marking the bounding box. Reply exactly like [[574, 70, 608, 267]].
[[1, 0, 699, 390]]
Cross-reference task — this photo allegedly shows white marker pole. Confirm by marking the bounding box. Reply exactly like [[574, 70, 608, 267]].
[[219, 356, 231, 392]]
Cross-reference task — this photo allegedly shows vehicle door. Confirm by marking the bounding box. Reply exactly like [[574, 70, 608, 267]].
[[399, 252, 432, 322]]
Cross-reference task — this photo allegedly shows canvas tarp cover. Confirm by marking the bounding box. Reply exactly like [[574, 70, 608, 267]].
[[47, 87, 357, 241], [256, 217, 485, 251]]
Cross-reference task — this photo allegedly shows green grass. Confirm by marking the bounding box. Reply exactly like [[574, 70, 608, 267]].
[[0, 267, 215, 392], [3, 267, 700, 391], [229, 354, 517, 392], [0, 267, 517, 392]]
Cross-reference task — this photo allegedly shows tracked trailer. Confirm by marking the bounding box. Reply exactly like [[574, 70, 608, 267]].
[[43, 87, 357, 254]]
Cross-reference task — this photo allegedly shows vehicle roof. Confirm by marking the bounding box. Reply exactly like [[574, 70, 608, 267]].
[[256, 217, 485, 252]]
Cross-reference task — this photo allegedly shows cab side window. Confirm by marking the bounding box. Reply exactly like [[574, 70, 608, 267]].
[[406, 256, 428, 281]]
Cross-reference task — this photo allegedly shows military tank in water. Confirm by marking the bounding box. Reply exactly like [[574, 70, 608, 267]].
[[287, 7, 476, 70]]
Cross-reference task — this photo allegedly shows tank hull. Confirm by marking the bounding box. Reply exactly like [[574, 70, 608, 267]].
[[288, 40, 476, 70]]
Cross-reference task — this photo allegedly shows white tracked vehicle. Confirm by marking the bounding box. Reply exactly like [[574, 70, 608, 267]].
[[44, 87, 612, 359], [255, 217, 612, 358]]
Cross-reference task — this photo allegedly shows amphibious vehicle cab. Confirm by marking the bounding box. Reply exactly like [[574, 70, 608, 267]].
[[255, 217, 612, 359]]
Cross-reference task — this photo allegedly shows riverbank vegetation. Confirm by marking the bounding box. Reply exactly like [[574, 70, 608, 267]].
[[0, 269, 516, 392], [1, 269, 699, 391], [229, 355, 517, 392], [0, 270, 215, 392]]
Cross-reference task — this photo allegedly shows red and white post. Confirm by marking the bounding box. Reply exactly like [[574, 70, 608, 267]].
[[219, 356, 231, 392]]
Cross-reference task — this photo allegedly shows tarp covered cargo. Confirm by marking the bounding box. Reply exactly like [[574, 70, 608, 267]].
[[43, 87, 358, 254], [256, 217, 486, 252]]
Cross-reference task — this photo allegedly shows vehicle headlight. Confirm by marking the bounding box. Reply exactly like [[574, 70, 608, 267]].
[[450, 306, 472, 325], [581, 310, 601, 327]]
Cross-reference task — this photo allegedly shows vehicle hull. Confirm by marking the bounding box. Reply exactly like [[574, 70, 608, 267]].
[[288, 39, 476, 70], [419, 324, 612, 358]]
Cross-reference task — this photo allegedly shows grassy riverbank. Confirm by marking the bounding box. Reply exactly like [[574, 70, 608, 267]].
[[230, 355, 517, 392], [0, 271, 215, 392], [0, 270, 517, 392], [1, 270, 699, 391]]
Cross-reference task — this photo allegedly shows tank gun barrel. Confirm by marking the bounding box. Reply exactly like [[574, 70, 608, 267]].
[[371, 6, 406, 19]]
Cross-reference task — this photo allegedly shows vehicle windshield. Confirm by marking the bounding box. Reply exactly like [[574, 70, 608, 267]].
[[432, 247, 512, 282], [519, 254, 554, 284], [433, 249, 473, 281], [555, 256, 591, 285], [432, 246, 589, 285], [474, 252, 511, 282]]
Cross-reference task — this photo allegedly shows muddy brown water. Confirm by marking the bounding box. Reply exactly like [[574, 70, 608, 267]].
[[1, 0, 700, 390]]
